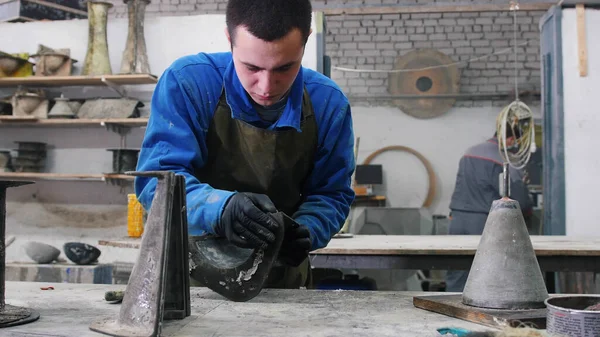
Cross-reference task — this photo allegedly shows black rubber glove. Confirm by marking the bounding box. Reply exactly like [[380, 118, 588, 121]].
[[279, 215, 312, 267], [216, 192, 280, 250]]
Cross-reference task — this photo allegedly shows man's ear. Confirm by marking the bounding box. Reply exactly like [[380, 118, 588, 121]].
[[305, 28, 313, 45]]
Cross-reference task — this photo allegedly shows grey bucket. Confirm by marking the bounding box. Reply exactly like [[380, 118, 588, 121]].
[[545, 296, 600, 337]]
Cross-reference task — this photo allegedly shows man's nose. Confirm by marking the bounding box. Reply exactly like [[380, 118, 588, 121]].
[[257, 71, 275, 94]]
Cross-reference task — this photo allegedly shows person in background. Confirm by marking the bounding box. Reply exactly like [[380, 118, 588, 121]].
[[445, 126, 534, 292], [134, 0, 355, 289]]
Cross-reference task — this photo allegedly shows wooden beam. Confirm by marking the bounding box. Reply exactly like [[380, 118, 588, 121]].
[[0, 172, 133, 181], [0, 117, 148, 127], [0, 74, 158, 88], [576, 4, 588, 77], [321, 3, 554, 15]]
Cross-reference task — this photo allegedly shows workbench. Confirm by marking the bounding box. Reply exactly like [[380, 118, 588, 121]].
[[2, 281, 493, 336], [99, 234, 600, 272]]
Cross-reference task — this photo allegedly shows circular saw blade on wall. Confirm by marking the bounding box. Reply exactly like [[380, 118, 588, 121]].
[[388, 49, 460, 119]]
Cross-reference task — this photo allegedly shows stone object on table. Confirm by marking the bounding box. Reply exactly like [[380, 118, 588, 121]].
[[63, 242, 101, 265], [23, 241, 60, 264]]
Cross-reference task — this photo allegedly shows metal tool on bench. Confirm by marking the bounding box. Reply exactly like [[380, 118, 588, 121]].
[[89, 171, 190, 337], [0, 180, 40, 328], [90, 169, 294, 335], [188, 212, 290, 302]]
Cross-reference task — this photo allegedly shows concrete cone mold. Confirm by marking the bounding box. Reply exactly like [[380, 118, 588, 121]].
[[462, 164, 548, 310]]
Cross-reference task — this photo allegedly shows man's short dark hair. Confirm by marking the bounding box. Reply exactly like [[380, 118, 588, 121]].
[[226, 0, 312, 45]]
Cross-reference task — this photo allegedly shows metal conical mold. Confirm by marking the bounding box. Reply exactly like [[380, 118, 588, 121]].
[[188, 212, 288, 302], [462, 164, 548, 310], [89, 171, 190, 337], [48, 97, 77, 119]]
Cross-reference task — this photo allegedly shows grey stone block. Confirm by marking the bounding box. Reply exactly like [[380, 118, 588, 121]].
[[5, 262, 113, 284]]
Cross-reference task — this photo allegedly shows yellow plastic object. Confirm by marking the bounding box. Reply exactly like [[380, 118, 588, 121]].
[[0, 52, 33, 78], [12, 53, 33, 77], [127, 193, 144, 238]]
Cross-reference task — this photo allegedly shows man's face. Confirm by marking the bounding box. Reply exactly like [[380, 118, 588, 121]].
[[227, 26, 307, 106], [506, 136, 515, 148]]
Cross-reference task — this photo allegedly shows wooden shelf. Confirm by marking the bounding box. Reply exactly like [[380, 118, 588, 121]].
[[98, 237, 141, 249], [0, 172, 134, 181], [354, 195, 386, 201], [0, 74, 158, 87], [0, 117, 148, 127]]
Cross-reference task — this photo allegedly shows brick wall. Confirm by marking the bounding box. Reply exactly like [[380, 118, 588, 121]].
[[106, 0, 547, 106], [326, 10, 544, 107]]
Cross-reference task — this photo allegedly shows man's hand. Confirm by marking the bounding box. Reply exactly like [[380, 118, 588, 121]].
[[279, 216, 312, 267], [216, 193, 280, 249]]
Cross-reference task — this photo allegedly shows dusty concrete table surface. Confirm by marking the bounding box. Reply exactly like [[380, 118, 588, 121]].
[[2, 281, 493, 337]]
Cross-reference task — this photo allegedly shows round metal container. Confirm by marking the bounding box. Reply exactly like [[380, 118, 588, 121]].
[[545, 296, 600, 337]]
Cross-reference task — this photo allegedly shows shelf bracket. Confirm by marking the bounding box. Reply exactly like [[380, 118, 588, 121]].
[[102, 176, 133, 188], [102, 122, 131, 148], [101, 122, 132, 136], [101, 76, 128, 98]]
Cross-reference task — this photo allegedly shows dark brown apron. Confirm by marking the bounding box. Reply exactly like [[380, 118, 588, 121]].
[[194, 88, 318, 289]]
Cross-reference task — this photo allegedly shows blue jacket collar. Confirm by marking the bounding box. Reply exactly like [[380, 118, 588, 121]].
[[223, 58, 304, 132]]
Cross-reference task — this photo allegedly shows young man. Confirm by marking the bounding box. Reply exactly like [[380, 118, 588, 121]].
[[445, 127, 534, 292], [135, 0, 355, 289]]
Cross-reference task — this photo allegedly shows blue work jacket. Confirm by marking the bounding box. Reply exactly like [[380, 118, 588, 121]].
[[135, 52, 356, 250]]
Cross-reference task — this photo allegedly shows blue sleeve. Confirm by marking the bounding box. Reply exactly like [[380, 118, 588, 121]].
[[293, 103, 356, 250], [134, 66, 234, 235]]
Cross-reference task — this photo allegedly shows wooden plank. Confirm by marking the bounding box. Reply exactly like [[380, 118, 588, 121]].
[[354, 195, 386, 201], [0, 116, 37, 121], [413, 295, 547, 329], [0, 172, 134, 181], [98, 238, 141, 249], [98, 235, 600, 256], [576, 4, 588, 77], [313, 235, 600, 256], [0, 117, 148, 127], [322, 3, 553, 15], [0, 74, 158, 87]]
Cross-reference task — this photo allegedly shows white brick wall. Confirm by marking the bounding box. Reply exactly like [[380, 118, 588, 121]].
[[326, 10, 543, 106], [106, 0, 548, 105]]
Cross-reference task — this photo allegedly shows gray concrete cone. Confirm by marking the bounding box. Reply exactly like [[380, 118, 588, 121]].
[[462, 164, 548, 310]]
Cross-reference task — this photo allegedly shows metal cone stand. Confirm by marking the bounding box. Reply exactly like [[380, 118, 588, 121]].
[[89, 171, 190, 337], [0, 180, 40, 328]]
